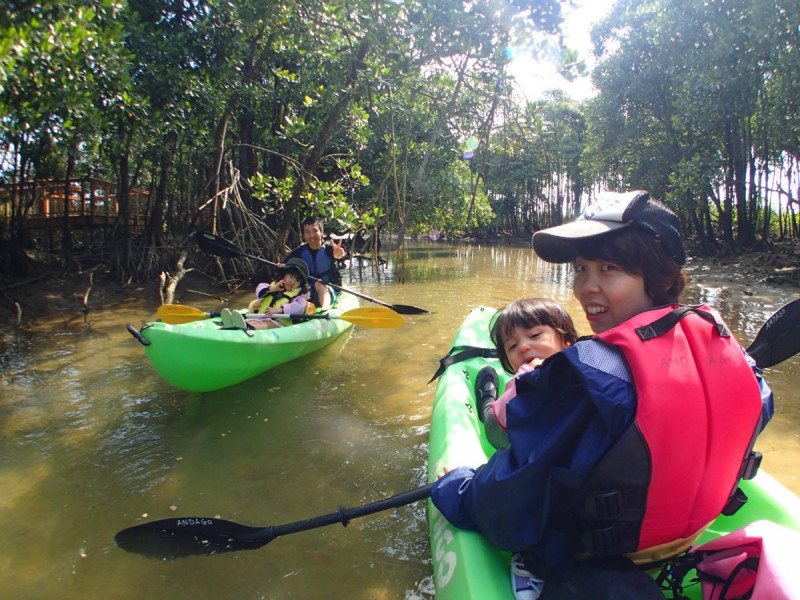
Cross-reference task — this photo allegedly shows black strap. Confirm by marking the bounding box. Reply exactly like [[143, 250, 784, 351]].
[[428, 345, 498, 384], [654, 552, 700, 598], [635, 305, 730, 342]]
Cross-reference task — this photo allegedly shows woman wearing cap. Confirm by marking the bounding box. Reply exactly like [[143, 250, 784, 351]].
[[430, 191, 774, 599], [221, 257, 312, 330]]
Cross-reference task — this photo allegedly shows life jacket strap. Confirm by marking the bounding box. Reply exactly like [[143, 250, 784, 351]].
[[582, 521, 640, 556], [428, 346, 498, 384], [581, 487, 647, 554], [721, 451, 762, 516], [741, 451, 762, 481], [634, 305, 731, 342]]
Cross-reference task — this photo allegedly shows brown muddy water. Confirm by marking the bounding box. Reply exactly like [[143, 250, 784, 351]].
[[1, 242, 798, 599]]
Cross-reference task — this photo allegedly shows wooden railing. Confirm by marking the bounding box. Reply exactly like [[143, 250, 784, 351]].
[[0, 178, 150, 231]]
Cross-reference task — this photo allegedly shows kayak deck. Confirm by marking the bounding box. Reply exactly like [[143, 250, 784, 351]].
[[134, 291, 359, 392], [427, 306, 800, 600]]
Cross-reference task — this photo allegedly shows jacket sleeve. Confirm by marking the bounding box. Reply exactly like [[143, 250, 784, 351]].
[[744, 350, 774, 430], [255, 282, 272, 299], [430, 349, 636, 553], [280, 291, 312, 315]]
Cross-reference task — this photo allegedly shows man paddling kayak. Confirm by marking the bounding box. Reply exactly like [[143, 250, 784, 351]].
[[284, 216, 345, 310]]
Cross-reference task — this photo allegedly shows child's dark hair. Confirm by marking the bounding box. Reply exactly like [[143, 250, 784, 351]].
[[574, 227, 687, 305], [490, 298, 578, 374]]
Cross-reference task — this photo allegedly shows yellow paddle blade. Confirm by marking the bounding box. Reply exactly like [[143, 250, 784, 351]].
[[156, 304, 402, 328], [156, 304, 214, 324], [337, 307, 403, 328]]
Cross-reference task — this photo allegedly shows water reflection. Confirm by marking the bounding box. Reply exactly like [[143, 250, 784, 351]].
[[1, 242, 797, 599]]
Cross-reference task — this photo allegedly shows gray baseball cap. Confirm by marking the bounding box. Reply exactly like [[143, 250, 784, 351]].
[[532, 191, 686, 266]]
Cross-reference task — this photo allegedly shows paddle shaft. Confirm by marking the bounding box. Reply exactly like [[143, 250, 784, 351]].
[[115, 483, 433, 558], [238, 249, 399, 309], [266, 483, 433, 540], [196, 231, 429, 315]]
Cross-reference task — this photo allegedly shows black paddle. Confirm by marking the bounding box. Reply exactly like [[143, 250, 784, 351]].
[[115, 483, 433, 559], [196, 231, 430, 315], [744, 297, 800, 370]]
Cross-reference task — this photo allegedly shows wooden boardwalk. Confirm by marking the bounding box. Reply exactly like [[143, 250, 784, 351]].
[[0, 178, 149, 232]]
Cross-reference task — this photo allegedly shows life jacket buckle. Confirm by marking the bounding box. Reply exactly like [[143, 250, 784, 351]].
[[582, 525, 621, 555], [584, 490, 622, 519], [722, 487, 748, 516], [741, 451, 762, 480]]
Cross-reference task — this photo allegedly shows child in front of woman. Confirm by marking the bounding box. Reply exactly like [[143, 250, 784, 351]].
[[221, 257, 312, 330], [475, 298, 578, 449]]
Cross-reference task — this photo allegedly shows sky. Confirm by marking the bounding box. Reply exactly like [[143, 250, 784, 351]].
[[508, 0, 616, 102]]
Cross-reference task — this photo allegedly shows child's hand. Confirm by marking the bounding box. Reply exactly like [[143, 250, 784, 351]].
[[275, 280, 286, 291]]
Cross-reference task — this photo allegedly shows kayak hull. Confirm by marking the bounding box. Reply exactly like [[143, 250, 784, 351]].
[[134, 292, 358, 392], [427, 306, 800, 600]]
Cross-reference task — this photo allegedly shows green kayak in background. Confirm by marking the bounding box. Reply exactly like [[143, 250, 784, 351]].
[[127, 291, 358, 392], [427, 306, 800, 600]]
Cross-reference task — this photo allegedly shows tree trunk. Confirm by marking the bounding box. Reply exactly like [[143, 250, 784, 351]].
[[61, 147, 75, 264], [397, 54, 470, 242], [731, 119, 754, 245], [276, 38, 371, 251]]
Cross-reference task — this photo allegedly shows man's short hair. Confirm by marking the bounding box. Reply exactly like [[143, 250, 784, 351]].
[[301, 216, 323, 229]]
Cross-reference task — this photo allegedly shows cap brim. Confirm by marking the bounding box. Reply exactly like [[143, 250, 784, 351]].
[[533, 219, 629, 263]]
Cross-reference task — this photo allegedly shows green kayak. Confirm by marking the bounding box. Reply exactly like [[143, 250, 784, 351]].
[[128, 291, 359, 392], [427, 306, 800, 600]]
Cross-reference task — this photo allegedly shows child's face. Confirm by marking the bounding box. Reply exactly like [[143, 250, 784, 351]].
[[281, 273, 301, 291], [573, 257, 653, 333], [504, 325, 567, 372]]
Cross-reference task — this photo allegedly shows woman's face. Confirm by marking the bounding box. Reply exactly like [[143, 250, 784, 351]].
[[573, 257, 653, 333]]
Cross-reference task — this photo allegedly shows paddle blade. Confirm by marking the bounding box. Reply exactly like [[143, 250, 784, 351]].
[[115, 517, 274, 559], [746, 298, 800, 369], [340, 307, 403, 328], [156, 304, 216, 325], [389, 304, 430, 315], [196, 230, 244, 259]]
